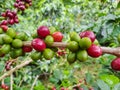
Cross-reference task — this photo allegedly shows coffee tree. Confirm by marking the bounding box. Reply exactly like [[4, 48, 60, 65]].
[[0, 0, 120, 90]]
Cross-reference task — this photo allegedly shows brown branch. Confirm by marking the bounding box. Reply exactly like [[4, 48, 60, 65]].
[[101, 47, 120, 57], [10, 73, 13, 90], [51, 42, 120, 57], [1, 41, 120, 56], [0, 59, 33, 81], [0, 40, 120, 57]]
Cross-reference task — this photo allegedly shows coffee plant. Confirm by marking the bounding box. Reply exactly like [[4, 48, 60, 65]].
[[0, 0, 120, 90]]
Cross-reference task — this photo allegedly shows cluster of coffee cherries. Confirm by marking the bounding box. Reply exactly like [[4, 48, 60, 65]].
[[0, 10, 19, 31], [14, 0, 32, 11], [0, 27, 30, 58], [67, 30, 102, 64], [0, 27, 32, 72], [0, 0, 32, 31], [0, 25, 64, 71], [1, 83, 9, 90], [31, 26, 64, 61]]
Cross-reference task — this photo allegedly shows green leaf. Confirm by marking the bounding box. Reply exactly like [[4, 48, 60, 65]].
[[113, 83, 120, 90], [100, 75, 119, 87], [34, 82, 45, 90], [96, 79, 110, 90], [0, 61, 4, 72], [49, 77, 59, 83], [104, 14, 116, 20], [117, 2, 120, 9], [53, 69, 63, 80], [85, 72, 93, 84], [80, 84, 89, 90]]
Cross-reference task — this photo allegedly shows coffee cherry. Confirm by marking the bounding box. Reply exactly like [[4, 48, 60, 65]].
[[22, 46, 33, 52], [18, 1, 24, 6], [14, 18, 19, 23], [6, 28, 16, 38], [15, 32, 28, 41], [6, 10, 11, 15], [0, 25, 8, 32], [1, 13, 6, 17], [8, 19, 15, 25], [30, 51, 41, 61], [14, 3, 19, 8], [7, 12, 14, 19], [0, 44, 11, 54], [67, 41, 79, 52], [0, 20, 8, 25], [16, 0, 20, 3], [3, 34, 13, 44], [12, 39, 23, 48], [37, 26, 50, 38], [87, 44, 102, 58], [52, 31, 63, 42], [43, 48, 54, 60], [67, 52, 76, 64], [77, 50, 88, 62], [31, 38, 46, 52], [45, 35, 54, 46], [12, 11, 17, 16], [79, 30, 96, 42], [19, 5, 26, 11], [79, 37, 92, 49], [69, 31, 80, 42], [111, 58, 120, 71]]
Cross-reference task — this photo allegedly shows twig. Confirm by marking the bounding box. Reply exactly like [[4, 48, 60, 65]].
[[18, 78, 24, 87], [23, 42, 120, 57], [1, 41, 120, 56], [10, 73, 13, 90], [30, 75, 39, 90], [0, 59, 33, 81], [101, 47, 120, 57]]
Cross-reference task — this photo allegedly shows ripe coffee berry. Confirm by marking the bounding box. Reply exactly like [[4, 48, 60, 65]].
[[111, 58, 120, 71], [31, 38, 46, 52], [0, 25, 8, 32], [52, 31, 63, 42], [0, 20, 8, 25], [37, 26, 50, 38], [79, 30, 96, 42], [87, 44, 102, 58], [22, 46, 33, 52]]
